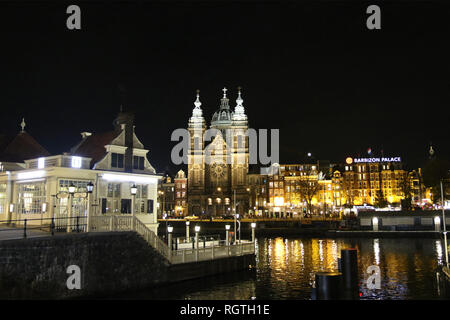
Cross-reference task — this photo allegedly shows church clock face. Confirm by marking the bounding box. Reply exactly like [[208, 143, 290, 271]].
[[211, 162, 226, 179]]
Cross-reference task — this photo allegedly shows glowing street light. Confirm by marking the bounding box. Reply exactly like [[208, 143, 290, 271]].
[[251, 222, 256, 242]]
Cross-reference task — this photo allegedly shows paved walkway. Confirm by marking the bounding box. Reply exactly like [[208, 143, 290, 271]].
[[0, 225, 49, 241]]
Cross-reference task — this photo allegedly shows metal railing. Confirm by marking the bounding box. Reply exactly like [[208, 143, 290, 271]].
[[0, 215, 256, 265], [0, 216, 88, 238], [169, 241, 255, 264], [89, 215, 255, 264]]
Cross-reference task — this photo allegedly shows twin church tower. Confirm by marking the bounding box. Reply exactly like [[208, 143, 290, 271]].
[[187, 88, 250, 216]]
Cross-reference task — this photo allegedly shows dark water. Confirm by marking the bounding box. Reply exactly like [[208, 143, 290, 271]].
[[109, 237, 450, 300]]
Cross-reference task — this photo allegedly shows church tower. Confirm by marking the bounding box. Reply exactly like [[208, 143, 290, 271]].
[[187, 90, 206, 214], [231, 87, 249, 191], [187, 87, 250, 216]]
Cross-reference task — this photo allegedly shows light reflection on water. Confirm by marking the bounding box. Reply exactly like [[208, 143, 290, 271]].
[[109, 237, 448, 300]]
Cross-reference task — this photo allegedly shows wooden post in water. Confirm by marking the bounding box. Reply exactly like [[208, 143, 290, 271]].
[[314, 272, 342, 300]]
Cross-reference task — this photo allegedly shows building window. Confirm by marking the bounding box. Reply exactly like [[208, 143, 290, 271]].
[[106, 183, 121, 213], [135, 185, 148, 213], [38, 157, 45, 169], [0, 183, 6, 214], [133, 156, 145, 170], [18, 182, 46, 214], [71, 156, 82, 169], [111, 153, 124, 168], [208, 198, 212, 205]]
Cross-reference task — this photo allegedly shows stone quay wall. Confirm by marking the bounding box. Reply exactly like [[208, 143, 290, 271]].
[[0, 232, 253, 299]]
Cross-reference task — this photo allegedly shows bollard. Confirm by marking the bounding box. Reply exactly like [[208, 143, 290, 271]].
[[23, 219, 27, 239], [51, 217, 55, 236], [314, 272, 342, 300], [340, 248, 359, 291]]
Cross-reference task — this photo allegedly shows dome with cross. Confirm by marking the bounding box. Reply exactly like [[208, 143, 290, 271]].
[[211, 87, 234, 126]]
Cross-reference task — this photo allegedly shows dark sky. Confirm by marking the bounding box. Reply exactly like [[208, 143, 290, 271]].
[[1, 1, 449, 174]]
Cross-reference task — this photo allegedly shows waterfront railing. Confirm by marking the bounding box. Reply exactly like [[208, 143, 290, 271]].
[[88, 215, 255, 264], [0, 215, 256, 265]]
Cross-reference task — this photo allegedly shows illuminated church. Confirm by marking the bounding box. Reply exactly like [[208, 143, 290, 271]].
[[187, 88, 249, 216]]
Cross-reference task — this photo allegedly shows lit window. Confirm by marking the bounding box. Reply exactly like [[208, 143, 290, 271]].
[[71, 156, 82, 168], [38, 157, 45, 169]]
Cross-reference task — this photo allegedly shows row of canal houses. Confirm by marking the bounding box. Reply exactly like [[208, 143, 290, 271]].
[[0, 112, 161, 234]]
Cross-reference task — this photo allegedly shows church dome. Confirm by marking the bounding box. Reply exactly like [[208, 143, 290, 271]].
[[211, 88, 233, 127]]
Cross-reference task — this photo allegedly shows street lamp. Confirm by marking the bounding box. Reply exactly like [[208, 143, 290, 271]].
[[131, 184, 137, 229], [68, 184, 76, 195], [194, 225, 200, 260], [167, 225, 173, 248], [251, 222, 256, 243], [86, 182, 94, 194], [67, 184, 76, 232], [86, 182, 94, 232], [236, 213, 241, 244], [225, 224, 230, 245], [186, 220, 190, 241]]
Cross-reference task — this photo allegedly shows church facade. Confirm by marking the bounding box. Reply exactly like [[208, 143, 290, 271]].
[[187, 88, 250, 216]]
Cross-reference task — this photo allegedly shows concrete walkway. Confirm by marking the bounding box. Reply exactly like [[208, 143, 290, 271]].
[[0, 225, 49, 241]]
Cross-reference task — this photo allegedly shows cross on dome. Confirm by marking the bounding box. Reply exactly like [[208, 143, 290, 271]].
[[194, 89, 202, 109], [222, 87, 227, 98], [236, 86, 243, 106], [20, 118, 26, 132]]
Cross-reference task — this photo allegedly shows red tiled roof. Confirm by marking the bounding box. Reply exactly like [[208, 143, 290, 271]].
[[0, 132, 50, 162], [71, 131, 121, 168]]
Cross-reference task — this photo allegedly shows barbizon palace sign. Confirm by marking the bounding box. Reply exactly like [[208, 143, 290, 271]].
[[346, 157, 401, 164]]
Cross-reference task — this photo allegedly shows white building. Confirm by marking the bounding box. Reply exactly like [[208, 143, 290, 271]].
[[0, 113, 161, 234]]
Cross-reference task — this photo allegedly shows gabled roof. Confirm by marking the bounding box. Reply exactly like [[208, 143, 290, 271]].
[[71, 131, 120, 168], [0, 131, 50, 162]]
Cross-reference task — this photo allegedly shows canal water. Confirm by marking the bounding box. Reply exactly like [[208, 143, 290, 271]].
[[109, 237, 450, 300]]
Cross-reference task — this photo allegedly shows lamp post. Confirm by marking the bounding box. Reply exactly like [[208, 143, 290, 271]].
[[186, 220, 190, 241], [225, 224, 230, 245], [234, 189, 237, 244], [86, 182, 94, 232], [237, 213, 241, 244], [130, 184, 137, 230], [441, 180, 448, 268], [251, 222, 256, 243], [67, 184, 76, 232], [167, 225, 173, 248], [194, 225, 200, 260]]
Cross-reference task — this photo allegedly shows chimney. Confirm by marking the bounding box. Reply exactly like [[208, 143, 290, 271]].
[[114, 112, 135, 173]]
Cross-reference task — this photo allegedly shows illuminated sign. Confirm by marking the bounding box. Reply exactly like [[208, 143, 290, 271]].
[[345, 157, 353, 164], [352, 157, 401, 163]]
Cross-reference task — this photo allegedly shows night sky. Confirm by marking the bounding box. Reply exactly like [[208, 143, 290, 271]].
[[1, 1, 449, 174]]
